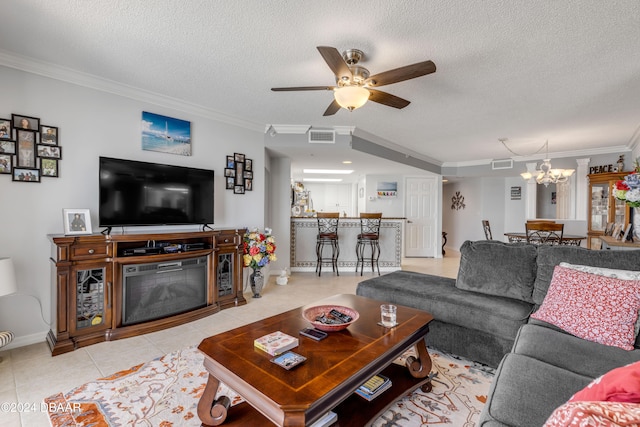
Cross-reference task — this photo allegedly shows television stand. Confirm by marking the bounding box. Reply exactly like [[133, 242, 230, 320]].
[[47, 228, 246, 356], [101, 226, 112, 235]]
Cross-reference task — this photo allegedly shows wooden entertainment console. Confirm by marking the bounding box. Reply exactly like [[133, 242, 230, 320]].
[[47, 229, 246, 356]]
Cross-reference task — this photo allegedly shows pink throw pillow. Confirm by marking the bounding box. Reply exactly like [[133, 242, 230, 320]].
[[531, 266, 640, 350], [570, 361, 640, 403], [544, 401, 640, 427]]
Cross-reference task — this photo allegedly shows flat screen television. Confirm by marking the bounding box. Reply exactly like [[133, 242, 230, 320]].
[[99, 157, 214, 227]]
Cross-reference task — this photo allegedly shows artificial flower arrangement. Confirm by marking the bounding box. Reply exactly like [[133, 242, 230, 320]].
[[614, 158, 640, 208], [243, 228, 277, 270]]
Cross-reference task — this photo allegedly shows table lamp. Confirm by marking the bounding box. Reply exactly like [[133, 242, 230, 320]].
[[0, 257, 17, 361]]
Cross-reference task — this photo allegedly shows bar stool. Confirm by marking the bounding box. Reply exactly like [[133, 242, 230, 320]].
[[316, 212, 340, 276], [356, 213, 382, 276]]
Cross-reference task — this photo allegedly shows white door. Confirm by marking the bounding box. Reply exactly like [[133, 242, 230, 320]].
[[405, 177, 437, 257]]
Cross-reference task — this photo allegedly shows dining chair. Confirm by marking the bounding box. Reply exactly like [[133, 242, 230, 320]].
[[525, 222, 564, 245], [482, 220, 493, 240]]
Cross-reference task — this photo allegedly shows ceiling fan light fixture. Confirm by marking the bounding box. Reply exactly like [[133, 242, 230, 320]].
[[334, 86, 370, 111]]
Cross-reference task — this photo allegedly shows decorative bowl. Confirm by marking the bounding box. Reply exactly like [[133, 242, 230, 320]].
[[302, 305, 359, 332]]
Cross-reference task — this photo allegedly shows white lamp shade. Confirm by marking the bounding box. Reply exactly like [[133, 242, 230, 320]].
[[334, 86, 370, 111], [0, 258, 17, 297]]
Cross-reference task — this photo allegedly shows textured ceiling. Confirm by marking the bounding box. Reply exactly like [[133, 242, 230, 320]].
[[1, 0, 639, 175]]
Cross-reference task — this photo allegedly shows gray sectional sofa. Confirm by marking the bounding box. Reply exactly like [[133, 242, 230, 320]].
[[355, 240, 640, 426]]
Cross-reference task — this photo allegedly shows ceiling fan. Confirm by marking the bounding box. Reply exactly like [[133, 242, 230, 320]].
[[271, 46, 436, 116]]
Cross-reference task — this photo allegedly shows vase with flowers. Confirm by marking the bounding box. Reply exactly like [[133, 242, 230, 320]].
[[613, 158, 640, 241], [242, 228, 277, 298]]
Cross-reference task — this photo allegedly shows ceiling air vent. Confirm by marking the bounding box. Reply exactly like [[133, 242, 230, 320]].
[[492, 159, 514, 170], [308, 130, 335, 144]]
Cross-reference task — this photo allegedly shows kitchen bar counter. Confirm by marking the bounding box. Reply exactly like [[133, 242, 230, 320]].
[[290, 217, 405, 273]]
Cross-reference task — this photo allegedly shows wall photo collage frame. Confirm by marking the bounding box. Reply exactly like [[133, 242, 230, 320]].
[[1, 114, 61, 182], [225, 152, 253, 194]]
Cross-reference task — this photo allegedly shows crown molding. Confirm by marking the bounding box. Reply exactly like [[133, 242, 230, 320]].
[[442, 145, 632, 168], [0, 49, 264, 133]]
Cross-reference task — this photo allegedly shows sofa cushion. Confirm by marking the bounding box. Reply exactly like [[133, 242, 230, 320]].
[[533, 245, 640, 305], [570, 361, 640, 403], [480, 353, 592, 427], [455, 240, 537, 303], [543, 401, 640, 427], [356, 270, 533, 340], [515, 322, 640, 378], [530, 266, 640, 350]]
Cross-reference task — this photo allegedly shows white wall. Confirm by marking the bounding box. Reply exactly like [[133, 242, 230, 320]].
[[0, 65, 265, 348]]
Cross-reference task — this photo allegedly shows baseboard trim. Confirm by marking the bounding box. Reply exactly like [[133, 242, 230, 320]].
[[2, 331, 48, 351]]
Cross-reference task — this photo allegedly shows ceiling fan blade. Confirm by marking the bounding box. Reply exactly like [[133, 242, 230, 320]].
[[271, 86, 335, 91], [367, 89, 411, 109], [317, 46, 352, 80], [366, 60, 436, 87], [323, 99, 341, 116]]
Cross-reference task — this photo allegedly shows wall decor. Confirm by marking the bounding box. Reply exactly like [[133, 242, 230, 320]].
[[40, 125, 58, 145], [225, 152, 253, 194], [510, 186, 521, 200], [62, 208, 92, 235], [12, 114, 40, 131], [1, 112, 61, 182], [0, 140, 15, 154], [0, 118, 11, 139], [377, 181, 397, 198], [141, 111, 191, 156], [0, 154, 12, 174], [41, 158, 58, 177], [16, 130, 36, 168], [451, 191, 466, 210], [12, 167, 40, 182]]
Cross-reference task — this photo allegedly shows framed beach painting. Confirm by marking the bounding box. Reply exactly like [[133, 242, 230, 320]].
[[141, 111, 191, 156]]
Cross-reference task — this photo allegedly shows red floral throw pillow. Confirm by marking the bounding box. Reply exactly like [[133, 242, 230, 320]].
[[544, 401, 640, 427], [531, 266, 640, 350], [570, 361, 640, 403]]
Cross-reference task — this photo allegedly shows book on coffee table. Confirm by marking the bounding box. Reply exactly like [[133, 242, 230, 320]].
[[254, 331, 299, 356]]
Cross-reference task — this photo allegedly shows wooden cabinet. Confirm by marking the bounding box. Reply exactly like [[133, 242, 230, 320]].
[[213, 230, 245, 309], [48, 229, 246, 355], [587, 172, 630, 249]]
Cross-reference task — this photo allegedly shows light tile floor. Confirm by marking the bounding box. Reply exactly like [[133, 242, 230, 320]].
[[0, 254, 460, 427]]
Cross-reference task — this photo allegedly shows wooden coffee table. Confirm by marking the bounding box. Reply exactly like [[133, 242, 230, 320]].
[[197, 294, 434, 426]]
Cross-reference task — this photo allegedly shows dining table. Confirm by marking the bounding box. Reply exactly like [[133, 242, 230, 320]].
[[503, 232, 586, 246]]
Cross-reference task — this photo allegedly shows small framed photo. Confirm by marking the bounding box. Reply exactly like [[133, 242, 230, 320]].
[[243, 170, 253, 179], [16, 130, 37, 168], [234, 153, 245, 163], [0, 154, 12, 174], [12, 114, 40, 132], [0, 140, 15, 154], [0, 118, 12, 140], [12, 167, 40, 182], [234, 185, 245, 194], [40, 125, 58, 145], [41, 158, 58, 177], [226, 176, 234, 189], [226, 155, 234, 168], [63, 208, 92, 235], [245, 158, 252, 171], [244, 178, 253, 191], [224, 168, 235, 177], [37, 144, 62, 159]]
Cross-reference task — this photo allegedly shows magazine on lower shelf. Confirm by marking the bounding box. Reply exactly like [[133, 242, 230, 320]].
[[355, 374, 392, 401]]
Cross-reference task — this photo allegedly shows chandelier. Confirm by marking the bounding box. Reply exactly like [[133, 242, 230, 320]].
[[518, 141, 575, 186]]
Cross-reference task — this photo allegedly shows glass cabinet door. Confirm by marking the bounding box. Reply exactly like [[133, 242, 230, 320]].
[[590, 183, 609, 232], [216, 253, 234, 298], [75, 267, 106, 329]]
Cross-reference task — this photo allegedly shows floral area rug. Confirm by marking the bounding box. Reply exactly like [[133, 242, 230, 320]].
[[46, 346, 494, 427]]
